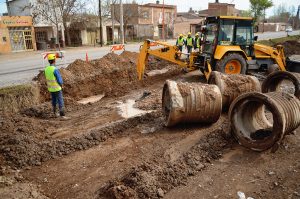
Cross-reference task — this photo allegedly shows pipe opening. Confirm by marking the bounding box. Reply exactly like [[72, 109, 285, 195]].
[[266, 78, 295, 95], [234, 100, 274, 142], [262, 71, 300, 99]]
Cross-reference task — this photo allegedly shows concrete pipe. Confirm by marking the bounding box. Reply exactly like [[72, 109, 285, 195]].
[[229, 92, 300, 151], [162, 80, 222, 127], [262, 71, 300, 99], [208, 71, 261, 110]]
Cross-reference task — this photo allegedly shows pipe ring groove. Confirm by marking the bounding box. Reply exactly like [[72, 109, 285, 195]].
[[262, 71, 300, 99], [229, 91, 300, 151], [209, 71, 261, 110], [162, 80, 222, 127]]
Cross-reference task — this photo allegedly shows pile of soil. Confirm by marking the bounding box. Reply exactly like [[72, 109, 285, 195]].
[[0, 111, 161, 169], [34, 51, 180, 102], [99, 120, 233, 199], [0, 84, 40, 113], [278, 40, 300, 57]]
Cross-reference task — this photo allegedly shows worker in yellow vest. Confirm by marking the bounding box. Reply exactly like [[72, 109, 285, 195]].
[[45, 53, 66, 118], [185, 32, 194, 54], [194, 33, 201, 52], [176, 33, 185, 52]]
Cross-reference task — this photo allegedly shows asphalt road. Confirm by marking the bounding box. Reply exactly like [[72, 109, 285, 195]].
[[0, 30, 299, 87]]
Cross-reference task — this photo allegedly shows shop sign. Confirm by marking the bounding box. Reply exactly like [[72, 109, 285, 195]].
[[2, 19, 30, 25]]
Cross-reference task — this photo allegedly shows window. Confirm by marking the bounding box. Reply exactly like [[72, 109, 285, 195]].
[[203, 23, 218, 54], [236, 20, 253, 45], [142, 11, 149, 19], [35, 31, 47, 42], [218, 20, 234, 45]]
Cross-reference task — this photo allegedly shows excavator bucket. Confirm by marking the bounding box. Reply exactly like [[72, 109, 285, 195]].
[[137, 41, 150, 80]]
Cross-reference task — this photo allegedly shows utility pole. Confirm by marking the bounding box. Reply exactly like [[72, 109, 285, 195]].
[[162, 0, 165, 41], [99, 0, 103, 47], [112, 0, 115, 44], [6, 0, 10, 15], [120, 0, 124, 44]]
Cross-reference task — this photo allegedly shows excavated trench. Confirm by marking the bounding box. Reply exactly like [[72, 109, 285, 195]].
[[1, 48, 300, 199]]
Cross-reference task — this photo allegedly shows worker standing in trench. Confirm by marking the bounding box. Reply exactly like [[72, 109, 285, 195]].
[[45, 54, 66, 118], [186, 32, 194, 55], [176, 33, 185, 52], [194, 33, 201, 52]]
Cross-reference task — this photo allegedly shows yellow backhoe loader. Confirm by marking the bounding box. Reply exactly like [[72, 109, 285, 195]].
[[137, 16, 291, 80]]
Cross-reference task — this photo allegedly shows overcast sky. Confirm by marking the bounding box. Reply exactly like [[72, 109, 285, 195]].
[[0, 0, 299, 17]]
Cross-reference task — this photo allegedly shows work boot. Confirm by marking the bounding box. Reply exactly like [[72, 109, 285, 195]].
[[59, 110, 65, 117], [53, 106, 59, 117]]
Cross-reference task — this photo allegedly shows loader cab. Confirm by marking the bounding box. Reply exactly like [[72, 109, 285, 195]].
[[203, 16, 254, 56]]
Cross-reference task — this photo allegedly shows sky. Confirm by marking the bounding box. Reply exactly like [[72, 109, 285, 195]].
[[0, 0, 299, 17]]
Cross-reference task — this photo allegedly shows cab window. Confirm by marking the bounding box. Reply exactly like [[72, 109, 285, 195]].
[[236, 20, 253, 45], [218, 20, 234, 45]]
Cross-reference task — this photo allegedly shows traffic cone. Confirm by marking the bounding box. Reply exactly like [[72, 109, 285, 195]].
[[86, 52, 89, 62]]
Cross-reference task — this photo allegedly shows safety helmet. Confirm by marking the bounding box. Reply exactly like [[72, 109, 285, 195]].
[[188, 32, 191, 35], [179, 33, 183, 37], [195, 33, 199, 36], [47, 53, 56, 61]]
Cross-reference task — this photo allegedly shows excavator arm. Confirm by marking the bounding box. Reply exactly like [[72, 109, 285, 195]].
[[137, 40, 198, 80], [254, 43, 287, 71]]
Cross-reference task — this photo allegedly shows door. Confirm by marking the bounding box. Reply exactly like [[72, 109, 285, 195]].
[[23, 30, 34, 50], [9, 27, 34, 52]]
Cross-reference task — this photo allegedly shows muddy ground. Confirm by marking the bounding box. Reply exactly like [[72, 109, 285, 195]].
[[0, 49, 300, 199]]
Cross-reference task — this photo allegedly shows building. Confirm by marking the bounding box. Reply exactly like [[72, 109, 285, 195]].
[[7, 0, 64, 50], [0, 16, 36, 53], [198, 1, 240, 16], [107, 2, 177, 42], [174, 8, 205, 37]]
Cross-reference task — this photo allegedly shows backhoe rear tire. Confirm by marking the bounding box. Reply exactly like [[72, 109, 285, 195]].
[[215, 53, 247, 75]]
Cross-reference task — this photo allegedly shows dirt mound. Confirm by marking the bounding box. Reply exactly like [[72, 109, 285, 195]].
[[34, 51, 179, 102], [120, 51, 138, 64], [99, 121, 233, 198], [0, 111, 162, 169], [0, 84, 40, 113], [279, 40, 300, 56]]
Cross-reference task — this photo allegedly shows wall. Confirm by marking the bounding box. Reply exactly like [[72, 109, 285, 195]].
[[174, 18, 203, 37], [8, 0, 32, 16], [136, 24, 154, 39], [0, 16, 36, 53], [203, 3, 240, 16], [138, 5, 176, 39]]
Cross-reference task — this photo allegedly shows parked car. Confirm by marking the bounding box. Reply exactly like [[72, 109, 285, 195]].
[[286, 26, 293, 32]]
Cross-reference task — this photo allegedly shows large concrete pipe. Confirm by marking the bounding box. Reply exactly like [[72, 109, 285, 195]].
[[162, 80, 222, 127], [208, 71, 261, 110], [262, 71, 300, 99], [229, 92, 300, 151]]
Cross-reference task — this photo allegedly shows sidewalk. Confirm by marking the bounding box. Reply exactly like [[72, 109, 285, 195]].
[[0, 39, 177, 61]]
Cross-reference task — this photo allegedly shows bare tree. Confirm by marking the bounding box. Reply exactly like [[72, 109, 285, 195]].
[[112, 1, 140, 42], [32, 0, 85, 47]]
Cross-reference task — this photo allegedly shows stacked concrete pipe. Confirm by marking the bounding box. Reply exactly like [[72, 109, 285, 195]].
[[208, 71, 261, 110], [162, 80, 222, 127], [229, 92, 300, 151], [262, 71, 300, 99]]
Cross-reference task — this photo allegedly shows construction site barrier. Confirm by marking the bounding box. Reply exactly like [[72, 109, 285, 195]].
[[41, 51, 66, 67], [149, 42, 158, 46], [110, 44, 125, 53]]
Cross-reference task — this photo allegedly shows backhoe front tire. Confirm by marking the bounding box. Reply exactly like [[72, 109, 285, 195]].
[[215, 53, 247, 75]]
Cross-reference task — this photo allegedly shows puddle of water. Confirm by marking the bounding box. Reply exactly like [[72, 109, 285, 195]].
[[146, 68, 169, 76], [77, 94, 105, 104], [117, 99, 150, 118]]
